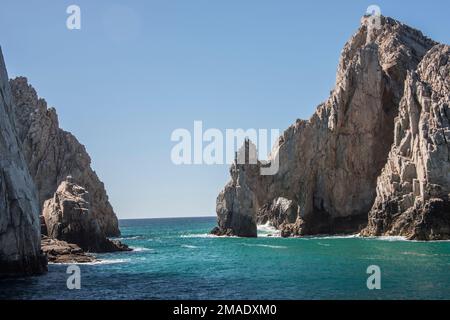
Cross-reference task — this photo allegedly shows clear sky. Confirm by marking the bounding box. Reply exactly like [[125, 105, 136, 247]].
[[1, 0, 449, 219]]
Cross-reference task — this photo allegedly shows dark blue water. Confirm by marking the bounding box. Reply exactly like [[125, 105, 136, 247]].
[[1, 217, 450, 300]]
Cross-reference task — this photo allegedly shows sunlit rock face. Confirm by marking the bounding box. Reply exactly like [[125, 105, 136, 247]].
[[0, 48, 47, 276], [43, 176, 130, 252], [213, 17, 450, 239]]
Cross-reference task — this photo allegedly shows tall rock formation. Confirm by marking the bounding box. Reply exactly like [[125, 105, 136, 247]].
[[362, 45, 450, 240], [212, 16, 448, 239], [212, 140, 259, 237], [0, 48, 46, 276], [9, 78, 120, 237]]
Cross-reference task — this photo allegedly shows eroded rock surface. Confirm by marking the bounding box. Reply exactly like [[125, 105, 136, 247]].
[[211, 140, 258, 237], [362, 45, 450, 240], [0, 48, 47, 276], [9, 77, 120, 237], [43, 176, 130, 252], [41, 236, 96, 264]]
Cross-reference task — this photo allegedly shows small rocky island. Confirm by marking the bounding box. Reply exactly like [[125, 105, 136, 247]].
[[212, 16, 450, 240], [0, 48, 129, 276]]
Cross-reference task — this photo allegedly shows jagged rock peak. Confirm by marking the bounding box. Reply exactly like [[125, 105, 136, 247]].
[[9, 77, 120, 237]]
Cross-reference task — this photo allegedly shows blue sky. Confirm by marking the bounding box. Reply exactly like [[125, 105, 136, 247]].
[[1, 0, 449, 219]]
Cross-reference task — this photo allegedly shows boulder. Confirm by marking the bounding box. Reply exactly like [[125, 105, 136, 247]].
[[43, 177, 130, 252]]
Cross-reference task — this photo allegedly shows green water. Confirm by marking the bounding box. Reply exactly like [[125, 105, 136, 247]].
[[1, 217, 450, 300]]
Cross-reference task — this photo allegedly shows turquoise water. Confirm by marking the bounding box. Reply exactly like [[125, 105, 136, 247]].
[[1, 217, 450, 300]]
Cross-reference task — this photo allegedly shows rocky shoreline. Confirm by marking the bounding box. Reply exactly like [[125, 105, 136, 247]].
[[41, 236, 97, 264]]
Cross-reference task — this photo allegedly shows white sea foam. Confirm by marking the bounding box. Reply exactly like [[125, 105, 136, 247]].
[[317, 242, 331, 247], [257, 222, 280, 235], [242, 244, 287, 249], [83, 259, 131, 265], [181, 245, 198, 249], [303, 234, 406, 241], [401, 251, 432, 257], [181, 232, 450, 243], [400, 238, 450, 243], [300, 234, 450, 243], [180, 233, 232, 238], [310, 234, 360, 240], [49, 258, 130, 266], [113, 236, 142, 241], [374, 236, 408, 242], [130, 247, 153, 252]]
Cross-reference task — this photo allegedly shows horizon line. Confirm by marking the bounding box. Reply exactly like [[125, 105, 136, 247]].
[[118, 215, 216, 220]]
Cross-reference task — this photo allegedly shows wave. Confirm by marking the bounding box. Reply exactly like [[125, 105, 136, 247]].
[[401, 251, 432, 257], [317, 242, 331, 247], [257, 222, 280, 234], [302, 234, 405, 242], [179, 232, 450, 243], [49, 258, 130, 266], [402, 251, 450, 257], [129, 247, 153, 252], [83, 258, 131, 265], [113, 235, 143, 241], [307, 234, 361, 240], [241, 243, 287, 249], [181, 245, 198, 249], [373, 236, 408, 241], [180, 233, 231, 238]]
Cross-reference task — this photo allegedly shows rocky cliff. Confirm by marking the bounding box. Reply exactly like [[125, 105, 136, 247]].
[[0, 48, 46, 276], [362, 45, 450, 240], [212, 16, 449, 239], [9, 77, 120, 237]]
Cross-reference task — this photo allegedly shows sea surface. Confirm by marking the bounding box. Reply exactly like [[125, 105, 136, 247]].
[[1, 217, 450, 300]]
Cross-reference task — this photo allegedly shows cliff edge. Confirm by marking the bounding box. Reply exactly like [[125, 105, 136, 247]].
[[0, 48, 47, 276]]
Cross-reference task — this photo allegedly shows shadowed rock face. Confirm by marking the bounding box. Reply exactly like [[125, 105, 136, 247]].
[[43, 176, 130, 252], [213, 16, 448, 238], [0, 48, 47, 276], [9, 77, 120, 237]]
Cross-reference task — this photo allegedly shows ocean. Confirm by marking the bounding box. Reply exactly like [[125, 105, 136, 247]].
[[1, 217, 450, 300]]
